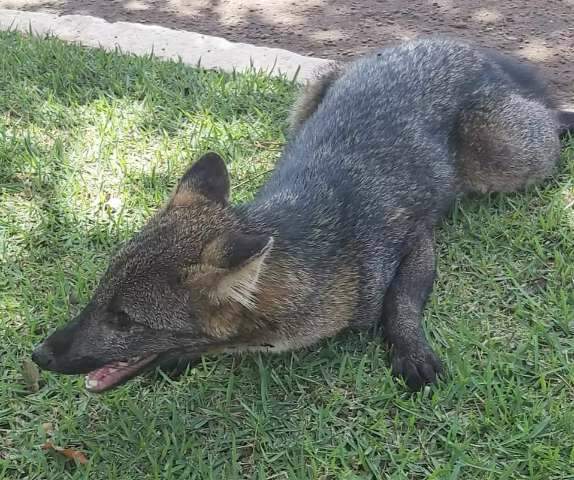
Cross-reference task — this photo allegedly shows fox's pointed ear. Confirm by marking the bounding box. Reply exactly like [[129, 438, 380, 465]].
[[187, 233, 274, 310], [171, 152, 230, 207]]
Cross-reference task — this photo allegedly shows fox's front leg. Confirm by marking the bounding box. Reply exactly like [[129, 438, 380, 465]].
[[381, 227, 443, 390], [156, 357, 201, 379]]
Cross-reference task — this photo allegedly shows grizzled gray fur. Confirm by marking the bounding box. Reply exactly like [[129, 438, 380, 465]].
[[33, 37, 573, 392]]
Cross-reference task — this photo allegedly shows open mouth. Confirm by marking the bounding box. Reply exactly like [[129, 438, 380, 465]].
[[84, 355, 158, 392]]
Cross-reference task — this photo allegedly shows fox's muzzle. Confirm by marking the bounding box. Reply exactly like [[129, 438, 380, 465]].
[[31, 342, 55, 370], [31, 317, 103, 374]]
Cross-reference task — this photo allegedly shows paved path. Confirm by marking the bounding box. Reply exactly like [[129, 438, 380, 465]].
[[1, 0, 572, 106], [0, 9, 331, 82]]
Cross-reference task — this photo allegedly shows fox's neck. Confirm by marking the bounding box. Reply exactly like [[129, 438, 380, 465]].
[[232, 201, 312, 321], [232, 199, 356, 343]]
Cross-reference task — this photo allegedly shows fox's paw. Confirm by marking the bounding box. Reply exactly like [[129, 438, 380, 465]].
[[391, 344, 443, 391]]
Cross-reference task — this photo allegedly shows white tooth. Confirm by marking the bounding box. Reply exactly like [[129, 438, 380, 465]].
[[117, 362, 129, 367], [85, 378, 99, 390]]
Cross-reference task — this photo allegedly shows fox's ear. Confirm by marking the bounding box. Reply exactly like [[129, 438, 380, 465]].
[[187, 232, 274, 309], [171, 152, 230, 207]]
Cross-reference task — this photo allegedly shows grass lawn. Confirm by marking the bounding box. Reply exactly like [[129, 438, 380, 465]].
[[1, 30, 573, 479]]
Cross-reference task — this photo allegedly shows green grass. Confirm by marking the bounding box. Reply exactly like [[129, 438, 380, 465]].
[[1, 30, 573, 479]]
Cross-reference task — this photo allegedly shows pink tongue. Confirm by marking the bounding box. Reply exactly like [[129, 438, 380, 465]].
[[85, 356, 157, 392]]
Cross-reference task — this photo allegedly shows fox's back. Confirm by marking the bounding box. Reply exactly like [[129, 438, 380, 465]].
[[254, 39, 489, 232], [313, 39, 483, 137]]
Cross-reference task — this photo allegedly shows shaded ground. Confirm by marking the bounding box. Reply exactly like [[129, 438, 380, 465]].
[[1, 0, 573, 105]]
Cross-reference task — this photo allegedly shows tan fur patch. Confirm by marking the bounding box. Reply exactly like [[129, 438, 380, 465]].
[[169, 190, 205, 208], [318, 263, 359, 334], [202, 308, 242, 339], [242, 257, 359, 351]]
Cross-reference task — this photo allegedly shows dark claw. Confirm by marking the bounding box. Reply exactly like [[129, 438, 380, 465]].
[[391, 345, 443, 390]]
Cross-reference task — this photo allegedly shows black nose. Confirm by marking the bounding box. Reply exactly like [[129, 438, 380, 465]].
[[31, 343, 54, 369]]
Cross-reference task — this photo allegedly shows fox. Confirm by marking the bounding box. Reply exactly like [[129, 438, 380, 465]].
[[32, 37, 574, 392]]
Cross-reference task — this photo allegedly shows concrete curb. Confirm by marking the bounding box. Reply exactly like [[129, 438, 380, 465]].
[[0, 8, 334, 82]]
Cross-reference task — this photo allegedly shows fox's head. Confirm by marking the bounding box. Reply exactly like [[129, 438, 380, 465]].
[[32, 153, 274, 392]]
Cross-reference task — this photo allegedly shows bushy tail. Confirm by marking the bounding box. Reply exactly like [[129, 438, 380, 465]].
[[288, 63, 342, 134], [558, 110, 574, 137], [457, 95, 561, 194]]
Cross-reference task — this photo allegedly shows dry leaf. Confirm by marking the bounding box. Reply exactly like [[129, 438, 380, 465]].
[[22, 358, 40, 393], [42, 442, 88, 464], [41, 422, 54, 434]]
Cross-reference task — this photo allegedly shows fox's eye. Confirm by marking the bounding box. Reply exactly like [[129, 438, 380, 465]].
[[110, 311, 132, 331]]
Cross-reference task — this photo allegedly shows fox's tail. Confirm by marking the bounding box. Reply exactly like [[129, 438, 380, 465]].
[[558, 110, 574, 137]]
